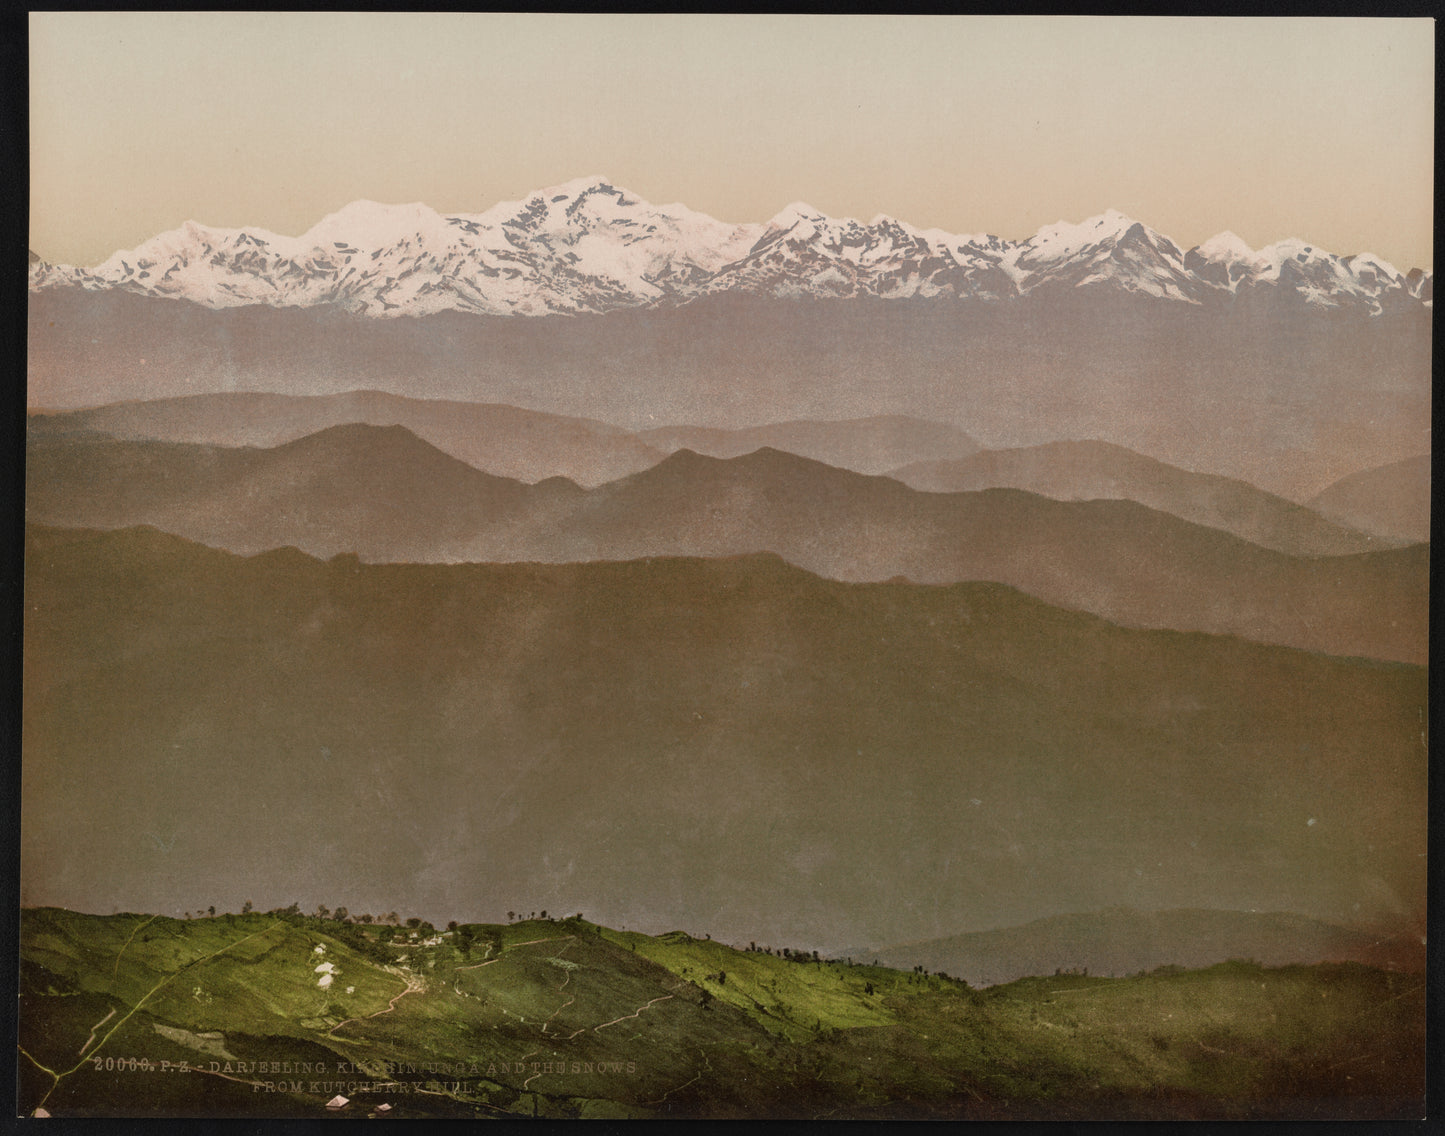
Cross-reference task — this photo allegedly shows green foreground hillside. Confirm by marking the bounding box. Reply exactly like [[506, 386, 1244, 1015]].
[[19, 908, 1424, 1120]]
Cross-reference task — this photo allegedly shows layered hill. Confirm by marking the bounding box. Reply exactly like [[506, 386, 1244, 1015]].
[[23, 523, 1426, 950], [27, 286, 1429, 501], [25, 428, 1427, 663], [24, 424, 584, 562], [27, 391, 663, 488], [846, 908, 1425, 988], [889, 440, 1388, 557], [636, 416, 979, 476], [1308, 455, 1431, 545], [26, 394, 978, 484]]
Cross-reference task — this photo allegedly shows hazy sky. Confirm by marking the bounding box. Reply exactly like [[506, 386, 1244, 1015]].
[[30, 14, 1434, 269]]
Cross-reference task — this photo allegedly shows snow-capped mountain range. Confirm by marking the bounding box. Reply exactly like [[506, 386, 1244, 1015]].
[[29, 176, 1432, 318]]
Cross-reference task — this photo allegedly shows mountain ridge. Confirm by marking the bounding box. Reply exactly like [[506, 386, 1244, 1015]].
[[842, 907, 1425, 988], [25, 425, 1428, 663], [1308, 455, 1431, 544], [29, 178, 1431, 317], [22, 521, 1427, 949], [889, 439, 1396, 557], [27, 390, 664, 488], [27, 284, 1429, 504]]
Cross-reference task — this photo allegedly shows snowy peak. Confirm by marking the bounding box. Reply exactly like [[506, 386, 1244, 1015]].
[[1183, 231, 1267, 291], [29, 185, 1430, 317], [299, 200, 453, 251], [1009, 211, 1201, 302], [765, 201, 828, 230], [482, 176, 636, 231], [715, 205, 1021, 301], [1022, 209, 1145, 259], [467, 177, 764, 306], [541, 173, 616, 198], [1194, 230, 1260, 265], [1195, 239, 1419, 313]]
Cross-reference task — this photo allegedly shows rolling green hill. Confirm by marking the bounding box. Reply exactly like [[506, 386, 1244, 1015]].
[[18, 907, 1424, 1120]]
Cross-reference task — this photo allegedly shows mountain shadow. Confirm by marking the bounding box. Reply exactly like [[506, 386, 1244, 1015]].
[[23, 523, 1426, 951], [636, 415, 980, 475], [889, 439, 1390, 557], [27, 390, 663, 488], [1308, 455, 1430, 544], [26, 429, 1427, 663]]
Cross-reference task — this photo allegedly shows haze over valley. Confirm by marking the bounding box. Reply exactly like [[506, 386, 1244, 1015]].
[[29, 181, 1431, 501], [22, 183, 1431, 962], [23, 13, 1433, 1118]]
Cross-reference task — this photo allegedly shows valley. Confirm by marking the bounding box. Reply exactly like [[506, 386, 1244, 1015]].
[[23, 169, 1431, 1121]]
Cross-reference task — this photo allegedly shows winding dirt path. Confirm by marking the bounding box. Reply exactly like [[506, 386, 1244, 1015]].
[[540, 996, 575, 1035], [643, 1046, 713, 1107], [592, 994, 674, 1033], [112, 915, 160, 980], [77, 1008, 116, 1058], [329, 970, 425, 1036], [456, 935, 574, 973], [27, 920, 286, 1113]]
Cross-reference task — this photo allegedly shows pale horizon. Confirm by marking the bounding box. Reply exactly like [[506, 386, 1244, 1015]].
[[30, 14, 1434, 270]]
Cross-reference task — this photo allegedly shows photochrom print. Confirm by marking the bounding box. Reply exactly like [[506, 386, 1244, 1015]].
[[21, 14, 1431, 1120]]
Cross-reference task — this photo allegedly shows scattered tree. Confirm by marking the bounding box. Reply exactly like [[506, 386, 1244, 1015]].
[[208, 906, 215, 917], [241, 900, 253, 914]]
